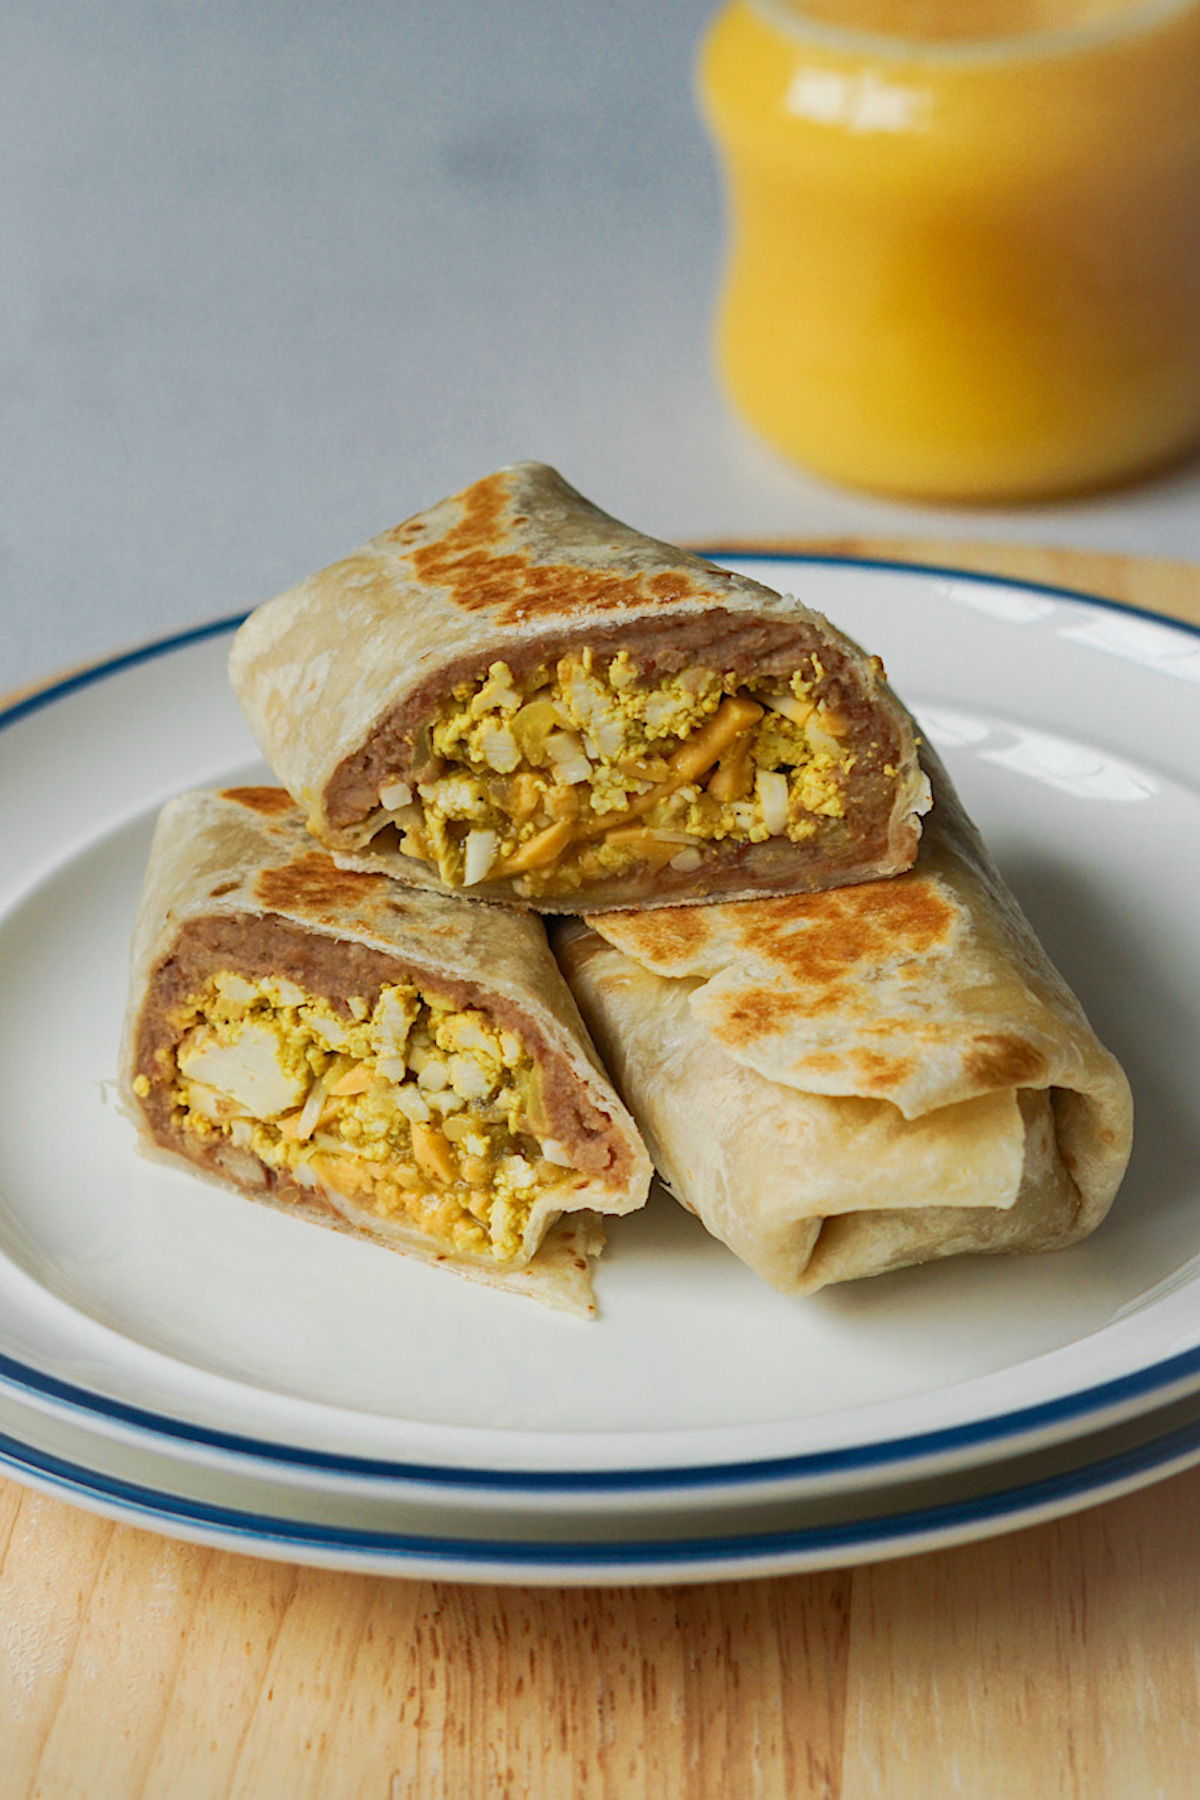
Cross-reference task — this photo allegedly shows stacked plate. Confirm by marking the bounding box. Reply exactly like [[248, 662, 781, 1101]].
[[2, 557, 1199, 1585]]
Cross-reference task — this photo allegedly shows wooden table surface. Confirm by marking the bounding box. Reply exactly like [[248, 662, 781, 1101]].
[[3, 538, 1198, 1800]]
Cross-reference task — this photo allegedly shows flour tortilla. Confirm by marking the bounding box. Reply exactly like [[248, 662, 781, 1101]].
[[120, 787, 651, 1317], [228, 462, 928, 910], [554, 756, 1132, 1292]]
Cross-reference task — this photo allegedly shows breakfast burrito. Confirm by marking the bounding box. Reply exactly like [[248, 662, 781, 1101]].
[[554, 759, 1133, 1292], [120, 786, 651, 1316], [229, 462, 930, 911]]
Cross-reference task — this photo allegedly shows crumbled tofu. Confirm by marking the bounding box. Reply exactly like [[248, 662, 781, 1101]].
[[379, 779, 413, 810], [178, 1019, 310, 1118], [406, 651, 859, 891], [166, 974, 579, 1264], [462, 828, 499, 886]]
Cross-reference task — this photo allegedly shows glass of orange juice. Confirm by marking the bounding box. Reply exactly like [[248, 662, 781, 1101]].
[[697, 0, 1200, 502]]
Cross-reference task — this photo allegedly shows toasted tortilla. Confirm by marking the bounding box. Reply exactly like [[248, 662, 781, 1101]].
[[119, 786, 651, 1317], [228, 462, 928, 911], [554, 755, 1133, 1292]]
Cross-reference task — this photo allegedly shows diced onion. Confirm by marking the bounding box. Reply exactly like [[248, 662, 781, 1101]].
[[805, 714, 844, 757], [669, 848, 704, 873], [426, 1087, 466, 1115], [392, 1085, 432, 1124], [546, 731, 592, 786], [541, 1138, 574, 1168], [760, 691, 814, 727], [567, 680, 596, 725], [756, 769, 790, 835], [293, 1075, 328, 1142], [590, 713, 626, 758], [462, 828, 499, 886], [378, 779, 413, 811], [292, 1160, 318, 1188], [184, 1080, 247, 1122], [219, 974, 258, 1006]]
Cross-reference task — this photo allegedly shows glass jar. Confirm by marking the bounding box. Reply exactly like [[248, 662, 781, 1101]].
[[697, 0, 1200, 501]]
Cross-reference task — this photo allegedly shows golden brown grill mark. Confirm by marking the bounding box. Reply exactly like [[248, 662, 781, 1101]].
[[794, 1045, 919, 1089], [406, 472, 705, 623], [851, 1047, 920, 1088], [610, 875, 956, 986], [601, 905, 711, 966], [711, 984, 851, 1038], [683, 880, 957, 1061], [254, 851, 388, 918], [221, 785, 296, 817], [734, 878, 957, 985], [711, 980, 925, 1084], [716, 985, 813, 1042], [648, 573, 695, 602]]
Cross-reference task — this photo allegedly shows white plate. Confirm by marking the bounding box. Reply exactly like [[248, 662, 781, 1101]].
[[1, 557, 1199, 1515], [4, 1356, 1200, 1584]]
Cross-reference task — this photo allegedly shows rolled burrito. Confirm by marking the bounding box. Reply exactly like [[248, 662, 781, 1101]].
[[554, 759, 1133, 1293], [120, 786, 651, 1316], [229, 462, 929, 912]]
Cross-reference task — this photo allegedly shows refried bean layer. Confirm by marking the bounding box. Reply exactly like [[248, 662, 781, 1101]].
[[135, 914, 627, 1187]]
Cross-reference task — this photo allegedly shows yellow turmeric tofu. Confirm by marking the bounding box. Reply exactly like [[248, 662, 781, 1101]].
[[391, 652, 855, 898], [168, 971, 577, 1264]]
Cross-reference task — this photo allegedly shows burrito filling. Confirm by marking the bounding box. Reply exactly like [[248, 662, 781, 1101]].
[[143, 971, 585, 1263], [377, 651, 892, 897]]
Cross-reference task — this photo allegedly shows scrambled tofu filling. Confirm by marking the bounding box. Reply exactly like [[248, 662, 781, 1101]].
[[378, 651, 858, 895], [163, 972, 582, 1263]]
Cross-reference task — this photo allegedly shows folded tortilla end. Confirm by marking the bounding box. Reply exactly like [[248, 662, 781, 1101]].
[[556, 751, 1133, 1293]]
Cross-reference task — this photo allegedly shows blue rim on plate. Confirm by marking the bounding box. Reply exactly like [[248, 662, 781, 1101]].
[[4, 1394, 1200, 1571], [2, 554, 1197, 1497]]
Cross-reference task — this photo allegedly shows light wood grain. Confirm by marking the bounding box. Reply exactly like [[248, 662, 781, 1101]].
[[2, 540, 1198, 1800]]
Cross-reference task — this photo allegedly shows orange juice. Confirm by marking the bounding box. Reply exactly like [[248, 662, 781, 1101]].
[[698, 0, 1200, 501]]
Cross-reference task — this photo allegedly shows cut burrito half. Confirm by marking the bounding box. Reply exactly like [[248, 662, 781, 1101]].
[[229, 462, 930, 911], [554, 757, 1133, 1293], [120, 786, 651, 1317]]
